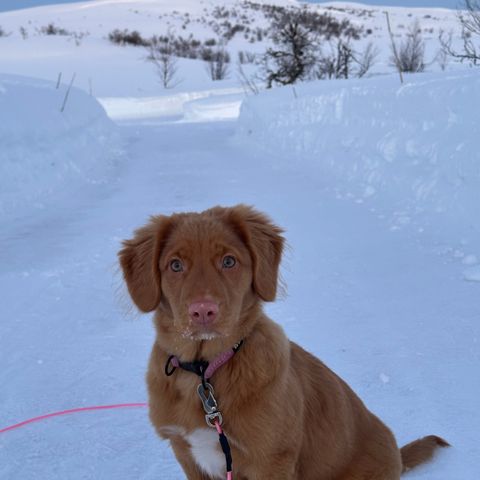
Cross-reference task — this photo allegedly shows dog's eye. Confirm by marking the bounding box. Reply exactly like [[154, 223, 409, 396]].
[[170, 259, 184, 272], [222, 255, 236, 269]]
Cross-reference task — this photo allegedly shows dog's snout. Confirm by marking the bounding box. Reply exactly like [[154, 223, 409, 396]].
[[188, 300, 219, 325]]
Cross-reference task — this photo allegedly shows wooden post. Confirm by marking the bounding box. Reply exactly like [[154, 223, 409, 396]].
[[385, 12, 404, 84], [60, 73, 76, 113], [56, 72, 62, 89]]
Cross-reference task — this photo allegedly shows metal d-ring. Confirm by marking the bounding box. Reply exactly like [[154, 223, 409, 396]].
[[205, 411, 223, 428]]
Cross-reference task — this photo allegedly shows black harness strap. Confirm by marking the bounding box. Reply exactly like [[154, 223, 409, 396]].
[[164, 340, 244, 388]]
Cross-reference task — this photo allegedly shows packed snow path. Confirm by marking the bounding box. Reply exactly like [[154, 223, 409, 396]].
[[1, 119, 478, 479]]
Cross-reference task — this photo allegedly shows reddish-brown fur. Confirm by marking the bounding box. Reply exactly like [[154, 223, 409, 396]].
[[119, 205, 449, 480]]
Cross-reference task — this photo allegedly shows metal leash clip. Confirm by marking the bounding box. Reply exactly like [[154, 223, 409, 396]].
[[197, 382, 223, 427]]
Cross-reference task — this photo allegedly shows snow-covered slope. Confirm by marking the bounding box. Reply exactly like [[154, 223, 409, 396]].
[[0, 74, 121, 221], [238, 71, 480, 253], [0, 0, 466, 99]]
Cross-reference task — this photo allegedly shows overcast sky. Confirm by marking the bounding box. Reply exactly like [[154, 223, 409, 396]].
[[0, 0, 463, 13], [306, 0, 462, 8]]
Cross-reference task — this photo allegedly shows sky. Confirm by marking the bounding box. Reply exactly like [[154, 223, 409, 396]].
[[0, 0, 463, 13], [306, 0, 462, 8], [0, 0, 82, 12]]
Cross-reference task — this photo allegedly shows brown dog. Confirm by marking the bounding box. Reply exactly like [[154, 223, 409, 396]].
[[119, 205, 448, 480]]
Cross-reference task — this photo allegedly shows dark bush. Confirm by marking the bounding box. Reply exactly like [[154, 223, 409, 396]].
[[244, 1, 362, 40], [39, 23, 69, 36], [108, 29, 149, 46]]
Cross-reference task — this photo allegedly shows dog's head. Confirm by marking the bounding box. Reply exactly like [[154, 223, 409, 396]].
[[119, 205, 284, 345]]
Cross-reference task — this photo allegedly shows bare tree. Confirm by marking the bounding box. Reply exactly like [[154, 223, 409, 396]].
[[314, 38, 355, 79], [353, 42, 380, 78], [458, 0, 480, 37], [206, 44, 230, 81], [263, 13, 317, 88], [435, 45, 450, 70], [393, 19, 426, 73], [237, 60, 260, 95], [148, 33, 182, 89], [260, 9, 376, 87], [314, 39, 378, 80], [440, 29, 480, 65], [439, 0, 480, 65]]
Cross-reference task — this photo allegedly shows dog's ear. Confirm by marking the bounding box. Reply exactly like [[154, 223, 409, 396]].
[[118, 216, 172, 312], [227, 205, 285, 302]]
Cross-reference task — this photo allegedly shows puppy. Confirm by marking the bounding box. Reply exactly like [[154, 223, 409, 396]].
[[119, 205, 448, 480]]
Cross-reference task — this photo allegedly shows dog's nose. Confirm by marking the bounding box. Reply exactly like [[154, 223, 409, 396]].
[[188, 300, 219, 325]]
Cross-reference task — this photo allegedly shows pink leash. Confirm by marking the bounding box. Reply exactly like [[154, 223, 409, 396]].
[[3, 345, 242, 480], [2, 404, 233, 480], [2, 343, 242, 435], [0, 403, 148, 435], [215, 420, 233, 480]]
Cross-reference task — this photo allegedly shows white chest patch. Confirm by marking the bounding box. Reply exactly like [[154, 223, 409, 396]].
[[186, 428, 224, 479]]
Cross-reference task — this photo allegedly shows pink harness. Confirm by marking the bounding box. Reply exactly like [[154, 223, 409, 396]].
[[166, 340, 243, 382]]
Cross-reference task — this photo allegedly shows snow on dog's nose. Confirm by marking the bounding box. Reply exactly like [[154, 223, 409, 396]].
[[188, 300, 219, 325]]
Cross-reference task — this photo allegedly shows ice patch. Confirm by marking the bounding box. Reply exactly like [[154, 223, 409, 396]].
[[463, 266, 480, 283], [462, 254, 478, 266], [380, 373, 390, 384], [378, 135, 397, 163]]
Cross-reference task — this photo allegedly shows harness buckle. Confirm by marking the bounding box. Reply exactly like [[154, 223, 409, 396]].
[[197, 383, 223, 427]]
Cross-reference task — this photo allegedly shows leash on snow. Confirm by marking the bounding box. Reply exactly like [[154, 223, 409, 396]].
[[2, 342, 242, 480], [0, 403, 148, 434]]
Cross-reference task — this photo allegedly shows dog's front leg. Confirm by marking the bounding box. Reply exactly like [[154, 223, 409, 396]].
[[246, 451, 298, 480]]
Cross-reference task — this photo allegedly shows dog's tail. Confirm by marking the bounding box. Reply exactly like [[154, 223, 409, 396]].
[[400, 435, 450, 473]]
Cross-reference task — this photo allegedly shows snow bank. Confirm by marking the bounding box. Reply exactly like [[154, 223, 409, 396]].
[[182, 93, 242, 123], [0, 74, 121, 219], [99, 88, 242, 123], [237, 72, 480, 235]]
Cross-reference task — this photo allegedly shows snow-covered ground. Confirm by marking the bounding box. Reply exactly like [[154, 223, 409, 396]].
[[1, 0, 479, 479]]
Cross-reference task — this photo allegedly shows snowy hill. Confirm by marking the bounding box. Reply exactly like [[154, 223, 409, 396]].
[[0, 0, 466, 102]]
